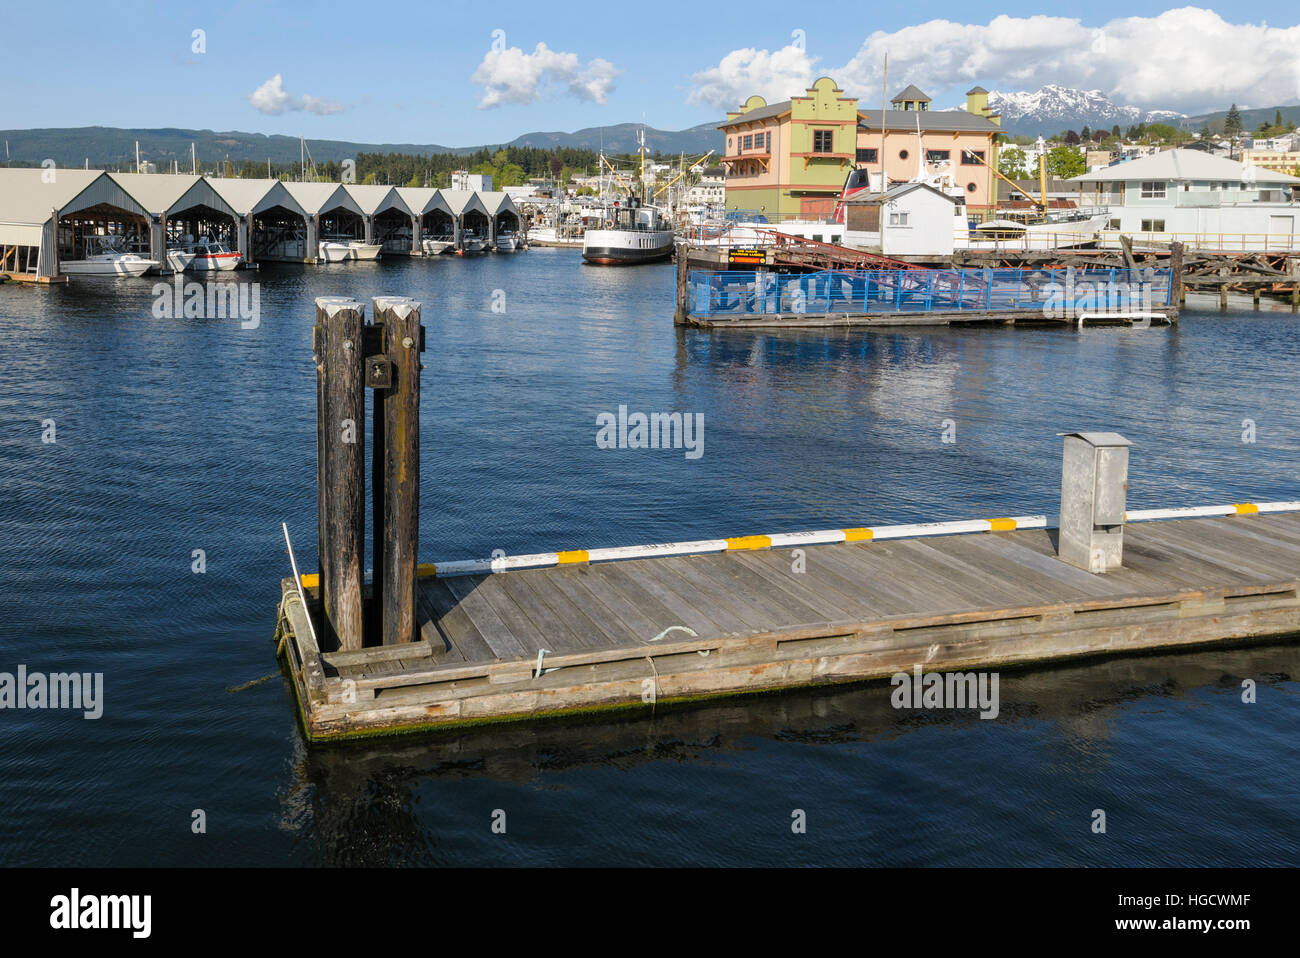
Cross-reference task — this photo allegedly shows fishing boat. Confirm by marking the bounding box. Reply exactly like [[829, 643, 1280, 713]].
[[61, 235, 158, 277], [582, 130, 676, 265], [582, 197, 674, 264], [187, 236, 242, 271]]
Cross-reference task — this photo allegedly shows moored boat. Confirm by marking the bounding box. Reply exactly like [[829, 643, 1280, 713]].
[[166, 247, 196, 272], [421, 237, 454, 255], [494, 231, 520, 252], [582, 197, 675, 265], [62, 235, 158, 277], [188, 237, 242, 271]]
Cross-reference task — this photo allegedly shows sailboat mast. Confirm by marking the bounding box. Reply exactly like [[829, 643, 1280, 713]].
[[880, 54, 888, 191]]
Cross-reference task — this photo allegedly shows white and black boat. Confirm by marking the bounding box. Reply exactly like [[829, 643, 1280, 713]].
[[581, 197, 674, 265]]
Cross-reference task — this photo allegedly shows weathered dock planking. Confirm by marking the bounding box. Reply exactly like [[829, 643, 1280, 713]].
[[275, 294, 1297, 742], [277, 510, 1300, 741]]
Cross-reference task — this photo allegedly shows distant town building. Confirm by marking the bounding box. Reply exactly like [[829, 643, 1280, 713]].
[[685, 167, 725, 207], [717, 77, 1003, 222], [1239, 148, 1300, 175], [451, 171, 492, 192], [1069, 148, 1300, 246]]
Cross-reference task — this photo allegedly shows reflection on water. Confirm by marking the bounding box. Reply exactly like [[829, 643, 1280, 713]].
[[0, 251, 1297, 866]]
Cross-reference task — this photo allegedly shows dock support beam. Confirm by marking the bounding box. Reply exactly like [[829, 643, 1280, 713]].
[[1169, 242, 1184, 317], [315, 297, 367, 651], [370, 298, 424, 645], [674, 244, 688, 325]]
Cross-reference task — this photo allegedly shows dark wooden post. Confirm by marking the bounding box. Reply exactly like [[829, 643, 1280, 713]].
[[315, 296, 366, 652], [674, 243, 688, 324], [1168, 242, 1183, 317], [372, 297, 424, 645]]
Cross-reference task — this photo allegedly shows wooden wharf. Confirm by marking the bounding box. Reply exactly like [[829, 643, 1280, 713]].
[[274, 309, 1300, 741]]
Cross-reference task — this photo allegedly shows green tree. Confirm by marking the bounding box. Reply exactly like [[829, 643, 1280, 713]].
[[405, 173, 421, 188], [1045, 145, 1085, 179], [1111, 124, 1121, 139], [1224, 104, 1244, 139], [998, 146, 1028, 179], [1080, 125, 1091, 141]]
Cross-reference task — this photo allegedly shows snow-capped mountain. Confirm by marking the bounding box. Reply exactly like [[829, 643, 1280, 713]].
[[978, 85, 1185, 136]]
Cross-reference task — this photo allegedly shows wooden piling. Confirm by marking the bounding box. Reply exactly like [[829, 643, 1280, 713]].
[[674, 244, 688, 325], [315, 297, 367, 652], [373, 297, 424, 645], [1169, 242, 1184, 314], [1220, 285, 1229, 310]]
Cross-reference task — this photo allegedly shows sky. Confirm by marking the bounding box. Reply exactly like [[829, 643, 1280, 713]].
[[2, 1, 1298, 146]]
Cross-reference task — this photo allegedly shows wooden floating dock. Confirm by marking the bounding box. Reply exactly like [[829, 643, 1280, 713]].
[[278, 510, 1300, 741], [275, 295, 1296, 742]]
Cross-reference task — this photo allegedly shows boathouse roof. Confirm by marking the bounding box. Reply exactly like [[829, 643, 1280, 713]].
[[109, 172, 240, 220], [477, 191, 520, 217], [857, 109, 1001, 133], [0, 168, 151, 245], [439, 189, 489, 217], [343, 184, 412, 217], [1070, 148, 1300, 184], [283, 182, 364, 217], [204, 178, 308, 217], [395, 187, 453, 216]]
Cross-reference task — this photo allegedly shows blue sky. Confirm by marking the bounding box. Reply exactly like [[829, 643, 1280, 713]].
[[3, 2, 1297, 144]]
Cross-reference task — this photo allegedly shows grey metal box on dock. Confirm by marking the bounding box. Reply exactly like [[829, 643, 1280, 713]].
[[1058, 431, 1131, 573]]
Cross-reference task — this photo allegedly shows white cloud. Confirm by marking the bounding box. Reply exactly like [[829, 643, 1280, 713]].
[[471, 42, 621, 109], [691, 8, 1300, 115], [687, 44, 818, 110], [247, 74, 345, 116]]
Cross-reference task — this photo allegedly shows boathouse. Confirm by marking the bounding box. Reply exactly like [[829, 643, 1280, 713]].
[[282, 182, 366, 263], [441, 189, 491, 250], [204, 178, 309, 265], [109, 172, 241, 273], [0, 168, 152, 281], [343, 184, 415, 254], [395, 187, 456, 254], [479, 191, 523, 245]]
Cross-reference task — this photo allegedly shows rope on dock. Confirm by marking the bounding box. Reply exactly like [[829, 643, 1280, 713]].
[[291, 501, 1300, 586]]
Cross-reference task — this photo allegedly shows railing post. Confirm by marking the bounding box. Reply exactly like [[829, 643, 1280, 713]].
[[314, 296, 366, 652]]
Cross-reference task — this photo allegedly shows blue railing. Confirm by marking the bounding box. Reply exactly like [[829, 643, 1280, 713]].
[[687, 267, 1174, 319]]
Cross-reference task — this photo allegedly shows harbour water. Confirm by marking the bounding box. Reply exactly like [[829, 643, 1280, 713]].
[[1, 251, 1297, 866]]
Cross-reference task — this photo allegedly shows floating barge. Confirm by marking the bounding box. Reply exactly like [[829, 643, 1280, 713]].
[[273, 299, 1298, 741], [674, 256, 1180, 329]]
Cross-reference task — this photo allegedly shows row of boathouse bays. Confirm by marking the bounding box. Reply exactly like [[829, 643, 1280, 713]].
[[0, 169, 522, 281]]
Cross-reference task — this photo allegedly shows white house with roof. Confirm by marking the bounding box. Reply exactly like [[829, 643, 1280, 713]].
[[843, 182, 960, 256], [1070, 149, 1300, 248]]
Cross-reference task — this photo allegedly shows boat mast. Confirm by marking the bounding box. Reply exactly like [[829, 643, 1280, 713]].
[[879, 54, 888, 192]]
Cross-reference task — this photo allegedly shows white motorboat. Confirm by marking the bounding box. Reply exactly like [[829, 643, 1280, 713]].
[[61, 235, 158, 277], [346, 240, 382, 261], [459, 234, 486, 254], [188, 236, 242, 271], [494, 231, 520, 252], [421, 237, 454, 255], [318, 241, 353, 263], [166, 247, 196, 272]]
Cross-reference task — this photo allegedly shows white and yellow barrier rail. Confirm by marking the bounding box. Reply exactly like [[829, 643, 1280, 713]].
[[296, 501, 1299, 586]]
